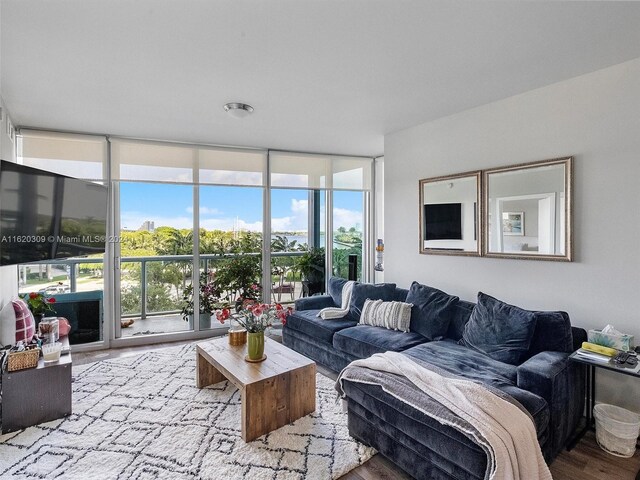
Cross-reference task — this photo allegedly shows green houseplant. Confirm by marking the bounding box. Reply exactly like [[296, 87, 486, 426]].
[[213, 254, 262, 310], [181, 271, 222, 329], [22, 292, 56, 325], [297, 247, 325, 296]]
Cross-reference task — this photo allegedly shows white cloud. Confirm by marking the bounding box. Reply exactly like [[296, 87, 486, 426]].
[[186, 206, 224, 215], [333, 207, 362, 230]]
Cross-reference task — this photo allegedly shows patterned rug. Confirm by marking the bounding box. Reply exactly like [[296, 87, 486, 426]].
[[0, 344, 375, 479]]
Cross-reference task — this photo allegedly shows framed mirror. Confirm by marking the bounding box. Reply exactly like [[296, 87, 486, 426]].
[[419, 171, 481, 256], [483, 157, 572, 261]]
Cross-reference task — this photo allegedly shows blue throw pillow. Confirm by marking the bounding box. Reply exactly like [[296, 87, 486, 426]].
[[527, 310, 573, 358], [405, 281, 459, 341], [328, 276, 348, 307], [349, 282, 397, 319], [461, 292, 538, 365]]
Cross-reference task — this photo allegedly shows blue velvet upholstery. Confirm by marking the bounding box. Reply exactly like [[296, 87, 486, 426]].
[[343, 381, 488, 479], [517, 351, 584, 456], [405, 342, 550, 436], [283, 327, 355, 372], [393, 287, 410, 302], [349, 282, 397, 319], [328, 276, 348, 306], [285, 309, 357, 344], [294, 295, 335, 312], [461, 292, 538, 365], [283, 281, 587, 478], [406, 282, 459, 341], [333, 325, 428, 359], [446, 300, 475, 340], [527, 311, 573, 358]]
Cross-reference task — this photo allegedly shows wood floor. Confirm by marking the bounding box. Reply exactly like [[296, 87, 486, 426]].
[[73, 340, 640, 480]]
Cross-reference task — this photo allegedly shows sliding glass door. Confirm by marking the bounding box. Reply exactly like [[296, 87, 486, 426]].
[[118, 182, 194, 337]]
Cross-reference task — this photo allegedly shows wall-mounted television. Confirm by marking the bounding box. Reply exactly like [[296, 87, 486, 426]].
[[0, 160, 108, 266], [424, 203, 463, 241]]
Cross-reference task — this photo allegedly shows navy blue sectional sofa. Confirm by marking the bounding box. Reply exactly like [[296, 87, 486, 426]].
[[282, 279, 586, 480]]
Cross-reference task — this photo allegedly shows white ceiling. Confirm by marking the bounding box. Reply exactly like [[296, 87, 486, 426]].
[[2, 1, 640, 157]]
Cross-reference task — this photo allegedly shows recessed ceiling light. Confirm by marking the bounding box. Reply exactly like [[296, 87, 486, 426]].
[[223, 102, 254, 119]]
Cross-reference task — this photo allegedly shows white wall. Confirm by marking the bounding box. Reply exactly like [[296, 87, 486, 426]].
[[0, 9, 19, 315], [385, 57, 640, 410]]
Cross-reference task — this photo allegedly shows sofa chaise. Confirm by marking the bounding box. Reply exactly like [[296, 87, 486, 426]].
[[282, 278, 586, 480]]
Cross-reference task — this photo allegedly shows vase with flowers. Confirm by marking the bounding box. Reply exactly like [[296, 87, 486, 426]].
[[21, 292, 56, 326], [216, 302, 293, 361]]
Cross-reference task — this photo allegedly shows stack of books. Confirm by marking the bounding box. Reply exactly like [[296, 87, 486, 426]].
[[574, 348, 612, 363]]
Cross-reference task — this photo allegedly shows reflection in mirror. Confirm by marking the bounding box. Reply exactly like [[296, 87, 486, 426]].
[[419, 172, 481, 256], [484, 157, 572, 261]]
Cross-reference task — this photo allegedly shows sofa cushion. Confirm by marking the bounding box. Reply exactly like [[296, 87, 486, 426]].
[[334, 325, 428, 359], [405, 282, 459, 341], [12, 299, 36, 344], [328, 276, 348, 306], [360, 299, 413, 332], [461, 292, 538, 365], [404, 341, 550, 434], [285, 309, 357, 344], [393, 288, 410, 302], [446, 300, 475, 341], [349, 282, 397, 319], [527, 311, 573, 358]]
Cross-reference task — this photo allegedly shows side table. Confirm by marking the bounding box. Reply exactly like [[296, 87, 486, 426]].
[[568, 351, 640, 479], [1, 337, 72, 434]]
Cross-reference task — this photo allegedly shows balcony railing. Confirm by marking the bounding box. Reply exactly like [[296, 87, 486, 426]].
[[18, 251, 307, 321]]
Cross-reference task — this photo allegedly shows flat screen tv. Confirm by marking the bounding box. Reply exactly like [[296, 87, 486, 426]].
[[0, 160, 108, 266], [424, 203, 463, 241]]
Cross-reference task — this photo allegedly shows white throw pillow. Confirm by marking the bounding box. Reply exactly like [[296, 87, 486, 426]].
[[0, 300, 17, 347], [359, 299, 413, 332]]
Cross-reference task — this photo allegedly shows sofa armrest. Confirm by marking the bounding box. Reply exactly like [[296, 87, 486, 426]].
[[294, 295, 335, 311], [517, 351, 584, 456]]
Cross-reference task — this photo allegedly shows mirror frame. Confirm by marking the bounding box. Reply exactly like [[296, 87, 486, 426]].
[[482, 156, 573, 262], [419, 170, 482, 257]]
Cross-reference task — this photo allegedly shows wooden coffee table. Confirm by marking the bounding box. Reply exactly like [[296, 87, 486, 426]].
[[195, 336, 316, 442]]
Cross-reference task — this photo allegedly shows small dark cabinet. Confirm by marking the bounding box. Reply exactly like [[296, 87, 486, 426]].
[[1, 338, 72, 433]]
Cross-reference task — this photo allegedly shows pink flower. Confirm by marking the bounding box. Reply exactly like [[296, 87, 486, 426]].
[[275, 303, 283, 311], [216, 308, 230, 323]]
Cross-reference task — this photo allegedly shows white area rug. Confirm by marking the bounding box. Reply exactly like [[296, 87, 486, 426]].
[[0, 344, 375, 479]]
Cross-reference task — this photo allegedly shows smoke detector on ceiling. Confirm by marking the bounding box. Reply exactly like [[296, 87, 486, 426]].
[[223, 102, 254, 119]]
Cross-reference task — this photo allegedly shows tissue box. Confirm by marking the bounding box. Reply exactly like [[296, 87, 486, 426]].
[[588, 329, 634, 351]]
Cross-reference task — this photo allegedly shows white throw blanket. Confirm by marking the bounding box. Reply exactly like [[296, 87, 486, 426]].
[[317, 281, 354, 320], [338, 352, 552, 480]]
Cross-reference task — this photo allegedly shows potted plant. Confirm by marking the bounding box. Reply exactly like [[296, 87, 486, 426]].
[[297, 247, 325, 296], [216, 302, 292, 361], [213, 255, 263, 310], [181, 271, 222, 329], [21, 292, 56, 325]]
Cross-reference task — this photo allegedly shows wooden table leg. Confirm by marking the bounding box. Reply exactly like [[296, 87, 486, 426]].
[[196, 348, 225, 388], [240, 363, 316, 442]]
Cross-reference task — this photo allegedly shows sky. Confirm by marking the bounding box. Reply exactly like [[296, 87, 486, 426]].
[[120, 183, 363, 233]]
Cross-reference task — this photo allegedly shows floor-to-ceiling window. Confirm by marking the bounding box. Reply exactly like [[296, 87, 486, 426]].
[[270, 151, 372, 286], [16, 131, 109, 347], [16, 131, 372, 347], [111, 139, 268, 338]]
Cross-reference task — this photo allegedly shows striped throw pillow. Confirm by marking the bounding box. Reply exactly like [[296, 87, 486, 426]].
[[359, 299, 413, 332], [12, 299, 36, 344]]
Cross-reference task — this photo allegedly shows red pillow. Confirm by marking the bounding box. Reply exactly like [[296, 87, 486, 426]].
[[12, 299, 36, 344]]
